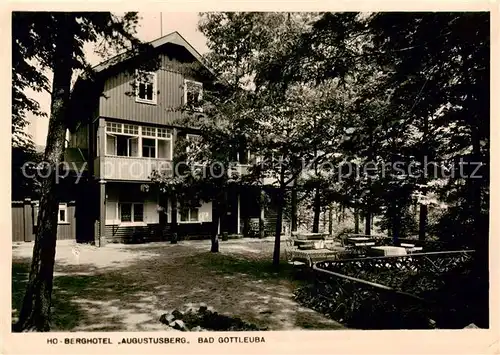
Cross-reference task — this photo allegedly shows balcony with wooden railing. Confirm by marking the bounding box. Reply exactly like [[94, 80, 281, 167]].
[[94, 156, 173, 181]]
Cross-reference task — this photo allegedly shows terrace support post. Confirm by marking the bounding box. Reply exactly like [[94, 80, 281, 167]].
[[170, 127, 178, 244], [98, 179, 106, 247], [97, 117, 106, 174], [96, 117, 107, 247]]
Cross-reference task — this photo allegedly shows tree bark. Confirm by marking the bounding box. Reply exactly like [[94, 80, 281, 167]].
[[312, 187, 320, 233], [220, 191, 228, 241], [418, 204, 428, 241], [259, 189, 266, 239], [328, 204, 333, 235], [272, 188, 285, 268], [211, 201, 220, 253], [170, 193, 178, 244], [365, 211, 371, 236], [419, 111, 429, 242], [354, 207, 360, 234], [392, 208, 401, 245], [291, 186, 298, 232], [14, 15, 74, 332]]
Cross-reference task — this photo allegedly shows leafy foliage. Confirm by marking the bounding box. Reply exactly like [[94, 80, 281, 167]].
[[12, 11, 154, 332]]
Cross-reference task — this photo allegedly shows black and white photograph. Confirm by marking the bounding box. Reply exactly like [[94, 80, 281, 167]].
[[7, 8, 494, 349]]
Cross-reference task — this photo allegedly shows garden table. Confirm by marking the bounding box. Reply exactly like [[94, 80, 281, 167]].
[[370, 246, 407, 256], [400, 242, 424, 254], [346, 237, 375, 247], [293, 233, 329, 250]]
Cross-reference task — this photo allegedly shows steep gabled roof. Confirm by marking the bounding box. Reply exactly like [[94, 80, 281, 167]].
[[68, 31, 216, 132], [91, 31, 213, 76]]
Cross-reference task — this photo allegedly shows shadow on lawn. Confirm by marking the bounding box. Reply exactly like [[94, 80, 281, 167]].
[[12, 247, 342, 331], [184, 251, 315, 285], [12, 257, 124, 331]]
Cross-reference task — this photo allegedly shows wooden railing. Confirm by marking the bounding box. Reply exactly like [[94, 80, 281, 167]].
[[339, 233, 451, 251], [94, 156, 172, 181], [295, 250, 476, 329]]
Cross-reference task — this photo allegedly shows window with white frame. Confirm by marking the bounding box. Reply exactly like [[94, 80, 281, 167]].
[[140, 126, 172, 159], [106, 122, 122, 133], [58, 203, 68, 223], [184, 80, 203, 111], [142, 126, 156, 137], [157, 128, 169, 138], [119, 202, 144, 223], [135, 71, 157, 104], [179, 205, 199, 222], [106, 122, 139, 157], [105, 122, 172, 160], [142, 138, 156, 158], [33, 202, 68, 225], [123, 124, 139, 135]]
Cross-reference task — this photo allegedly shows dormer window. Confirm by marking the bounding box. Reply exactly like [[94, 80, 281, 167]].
[[184, 80, 203, 111], [135, 71, 157, 105]]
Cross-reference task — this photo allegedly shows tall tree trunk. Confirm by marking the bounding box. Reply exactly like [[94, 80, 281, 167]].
[[419, 113, 429, 242], [220, 191, 228, 241], [328, 204, 333, 235], [259, 189, 266, 239], [291, 186, 298, 232], [312, 187, 320, 233], [211, 201, 220, 253], [170, 193, 178, 244], [418, 204, 428, 241], [322, 208, 327, 233], [14, 15, 74, 332], [464, 50, 487, 327], [365, 211, 371, 236], [354, 207, 360, 234], [272, 188, 285, 268], [392, 208, 400, 245]]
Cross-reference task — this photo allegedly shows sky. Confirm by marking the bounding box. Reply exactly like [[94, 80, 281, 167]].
[[26, 12, 209, 147]]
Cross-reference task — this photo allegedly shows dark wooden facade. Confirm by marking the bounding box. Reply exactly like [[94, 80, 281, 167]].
[[12, 199, 77, 242], [62, 32, 284, 244]]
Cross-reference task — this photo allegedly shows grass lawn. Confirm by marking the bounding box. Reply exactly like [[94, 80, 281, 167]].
[[12, 238, 343, 331]]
